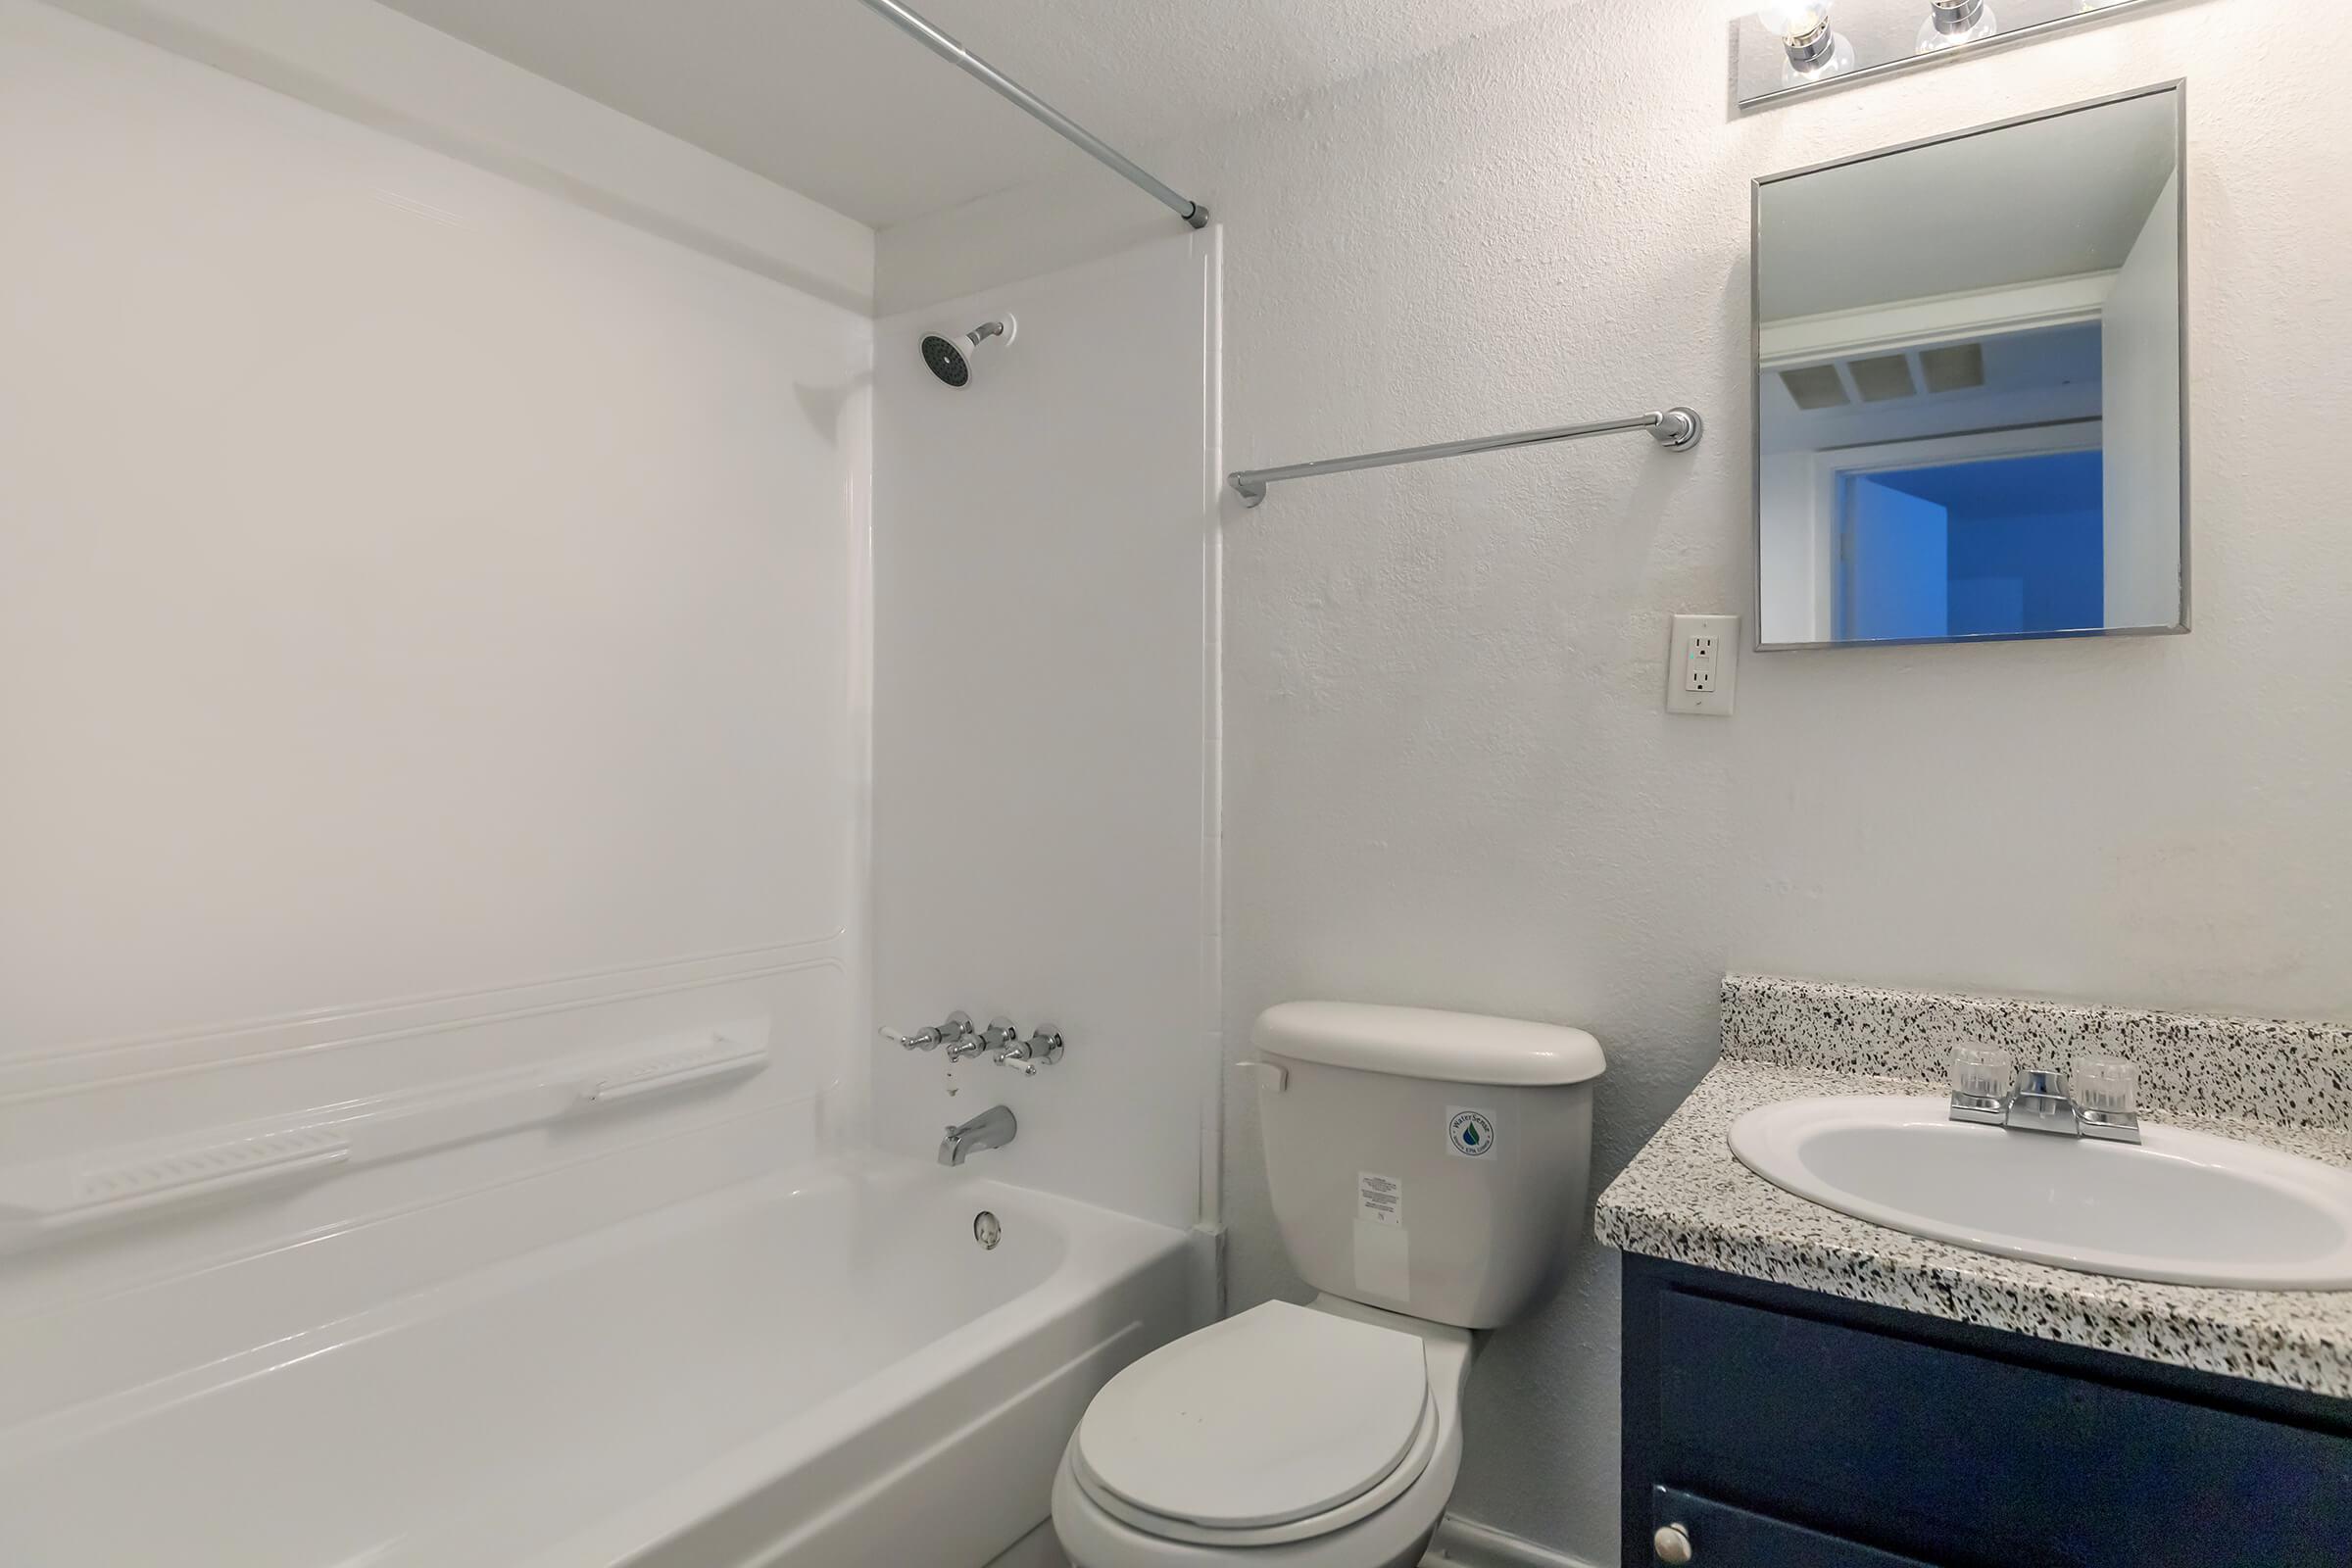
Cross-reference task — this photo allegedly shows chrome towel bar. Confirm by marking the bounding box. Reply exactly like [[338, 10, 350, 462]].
[[1229, 407, 1703, 508]]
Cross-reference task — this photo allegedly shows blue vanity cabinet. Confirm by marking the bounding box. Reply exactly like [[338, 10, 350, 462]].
[[1621, 1257, 2352, 1568]]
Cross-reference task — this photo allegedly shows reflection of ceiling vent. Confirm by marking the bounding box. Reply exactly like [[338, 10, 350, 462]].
[[1847, 354, 1916, 402], [1919, 342, 1987, 393], [1779, 364, 1849, 410], [1782, 340, 1992, 413]]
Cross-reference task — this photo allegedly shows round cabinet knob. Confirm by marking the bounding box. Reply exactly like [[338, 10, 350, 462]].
[[1652, 1523, 1694, 1565]]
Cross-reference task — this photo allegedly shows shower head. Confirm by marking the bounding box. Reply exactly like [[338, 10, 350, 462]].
[[920, 316, 1013, 387]]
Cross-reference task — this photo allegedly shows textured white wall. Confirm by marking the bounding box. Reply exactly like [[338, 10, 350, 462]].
[[881, 3, 2352, 1560], [869, 234, 1219, 1234]]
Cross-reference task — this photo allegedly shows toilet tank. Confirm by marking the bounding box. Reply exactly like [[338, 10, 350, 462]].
[[1247, 1003, 1604, 1330]]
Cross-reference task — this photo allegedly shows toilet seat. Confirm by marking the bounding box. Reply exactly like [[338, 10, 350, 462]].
[[1070, 1388, 1439, 1548], [1053, 1298, 1475, 1568], [1067, 1300, 1439, 1548]]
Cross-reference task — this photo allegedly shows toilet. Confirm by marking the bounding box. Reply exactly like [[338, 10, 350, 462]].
[[1053, 1002, 1604, 1567]]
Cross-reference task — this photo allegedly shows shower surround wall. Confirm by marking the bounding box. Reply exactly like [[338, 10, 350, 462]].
[[1, 0, 870, 1354], [877, 3, 2352, 1561], [870, 231, 1221, 1243]]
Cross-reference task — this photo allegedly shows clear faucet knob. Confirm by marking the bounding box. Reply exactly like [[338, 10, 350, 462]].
[[2070, 1055, 2138, 1114], [1949, 1046, 2014, 1101]]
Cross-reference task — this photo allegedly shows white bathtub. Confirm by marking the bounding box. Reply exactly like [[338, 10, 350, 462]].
[[0, 1157, 1194, 1567]]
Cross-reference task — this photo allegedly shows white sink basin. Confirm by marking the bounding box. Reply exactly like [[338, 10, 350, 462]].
[[1729, 1096, 2352, 1291]]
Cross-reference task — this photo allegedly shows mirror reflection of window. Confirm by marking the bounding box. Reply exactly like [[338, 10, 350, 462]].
[[1753, 86, 2184, 649]]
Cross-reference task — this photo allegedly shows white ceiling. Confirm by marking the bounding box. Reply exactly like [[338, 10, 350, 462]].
[[1758, 90, 2179, 320], [373, 0, 1568, 228]]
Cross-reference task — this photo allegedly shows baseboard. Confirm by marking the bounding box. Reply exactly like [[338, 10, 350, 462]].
[[1424, 1514, 1604, 1568]]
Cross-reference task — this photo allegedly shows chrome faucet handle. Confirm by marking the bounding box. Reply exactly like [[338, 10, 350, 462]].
[[948, 1015, 1014, 1064], [1947, 1046, 2012, 1124], [2071, 1054, 2142, 1143], [881, 1009, 974, 1052], [1949, 1045, 2013, 1098], [992, 1025, 1065, 1074], [2070, 1055, 2138, 1113]]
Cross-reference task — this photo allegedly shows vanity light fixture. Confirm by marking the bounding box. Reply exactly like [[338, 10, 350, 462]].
[[1737, 0, 2169, 108], [1758, 2, 1854, 81], [1918, 0, 1998, 52]]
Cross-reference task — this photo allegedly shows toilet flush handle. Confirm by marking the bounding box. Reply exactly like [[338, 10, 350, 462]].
[[1234, 1060, 1288, 1093]]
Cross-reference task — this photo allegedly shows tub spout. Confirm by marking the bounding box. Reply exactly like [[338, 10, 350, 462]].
[[939, 1104, 1016, 1166]]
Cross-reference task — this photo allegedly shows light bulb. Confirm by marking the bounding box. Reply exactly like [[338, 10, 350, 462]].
[[1759, 2, 1832, 35], [1918, 0, 1998, 52], [1758, 3, 1853, 81]]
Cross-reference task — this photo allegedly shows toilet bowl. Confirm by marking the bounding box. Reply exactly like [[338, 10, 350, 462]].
[[1053, 1003, 1605, 1568], [1052, 1297, 1472, 1568]]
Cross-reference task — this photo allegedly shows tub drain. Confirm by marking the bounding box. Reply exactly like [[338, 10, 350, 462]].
[[972, 1210, 1002, 1250]]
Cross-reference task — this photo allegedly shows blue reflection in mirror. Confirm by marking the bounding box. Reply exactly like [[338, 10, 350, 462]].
[[1835, 450, 2103, 641]]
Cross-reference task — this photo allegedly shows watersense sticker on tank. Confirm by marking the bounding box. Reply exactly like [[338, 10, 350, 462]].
[[1447, 1107, 1499, 1159]]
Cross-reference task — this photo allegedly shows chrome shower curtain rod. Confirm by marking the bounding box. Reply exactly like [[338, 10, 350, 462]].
[[1228, 407, 1705, 508], [854, 0, 1208, 229]]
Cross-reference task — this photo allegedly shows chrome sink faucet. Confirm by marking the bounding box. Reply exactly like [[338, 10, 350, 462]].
[[1948, 1048, 2141, 1144], [939, 1103, 1016, 1166]]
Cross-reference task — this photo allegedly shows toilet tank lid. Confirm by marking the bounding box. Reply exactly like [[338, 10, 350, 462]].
[[1251, 1002, 1604, 1086]]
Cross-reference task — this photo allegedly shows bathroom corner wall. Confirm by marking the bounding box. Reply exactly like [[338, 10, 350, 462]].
[[879, 4, 2352, 1560], [0, 0, 872, 1341], [870, 231, 1220, 1234]]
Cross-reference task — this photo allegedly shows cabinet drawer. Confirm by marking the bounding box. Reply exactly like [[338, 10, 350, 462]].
[[1652, 1286, 2352, 1567], [1649, 1487, 1932, 1568]]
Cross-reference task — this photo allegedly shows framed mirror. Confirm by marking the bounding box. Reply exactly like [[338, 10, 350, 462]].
[[1752, 84, 2186, 650]]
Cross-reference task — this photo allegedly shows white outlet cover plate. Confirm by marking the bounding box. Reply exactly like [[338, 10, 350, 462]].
[[1666, 613, 1739, 716]]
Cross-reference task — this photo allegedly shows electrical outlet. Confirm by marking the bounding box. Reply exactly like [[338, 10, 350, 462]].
[[1666, 614, 1739, 716], [1687, 632, 1718, 691]]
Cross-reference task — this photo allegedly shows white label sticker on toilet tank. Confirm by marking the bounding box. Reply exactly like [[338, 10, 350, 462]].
[[1357, 1170, 1404, 1226], [1446, 1106, 1498, 1159]]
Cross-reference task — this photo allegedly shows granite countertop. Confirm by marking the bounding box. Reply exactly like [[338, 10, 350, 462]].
[[1595, 978, 2352, 1401]]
